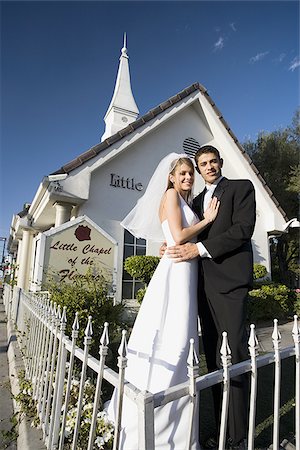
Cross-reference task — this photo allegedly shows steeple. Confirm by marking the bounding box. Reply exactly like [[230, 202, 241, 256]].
[[101, 33, 139, 142]]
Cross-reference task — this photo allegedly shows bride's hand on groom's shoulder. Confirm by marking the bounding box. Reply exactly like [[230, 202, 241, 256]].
[[166, 242, 199, 262], [204, 197, 220, 224]]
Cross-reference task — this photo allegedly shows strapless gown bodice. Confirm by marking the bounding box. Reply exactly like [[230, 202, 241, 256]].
[[161, 196, 199, 247]]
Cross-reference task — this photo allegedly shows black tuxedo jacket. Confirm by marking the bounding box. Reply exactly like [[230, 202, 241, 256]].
[[192, 177, 256, 294]]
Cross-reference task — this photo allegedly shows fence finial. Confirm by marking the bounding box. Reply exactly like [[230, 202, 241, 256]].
[[272, 319, 281, 350], [220, 332, 232, 359], [72, 312, 79, 331], [248, 324, 259, 357], [61, 306, 67, 325], [85, 316, 93, 338], [220, 331, 232, 380], [118, 330, 128, 358], [57, 304, 61, 321], [100, 322, 109, 347], [292, 315, 300, 342], [187, 338, 199, 367]]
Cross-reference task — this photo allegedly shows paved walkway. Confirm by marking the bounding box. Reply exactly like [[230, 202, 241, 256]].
[[255, 319, 295, 352], [0, 298, 17, 450]]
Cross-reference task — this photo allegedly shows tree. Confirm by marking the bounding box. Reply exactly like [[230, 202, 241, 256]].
[[243, 109, 300, 286]]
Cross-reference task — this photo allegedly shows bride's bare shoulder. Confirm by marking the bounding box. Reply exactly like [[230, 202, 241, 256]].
[[159, 189, 180, 221], [165, 188, 179, 200]]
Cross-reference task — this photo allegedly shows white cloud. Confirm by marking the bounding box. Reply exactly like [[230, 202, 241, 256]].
[[249, 51, 269, 64], [277, 53, 286, 63], [230, 22, 237, 32], [214, 37, 224, 51], [289, 56, 300, 71]]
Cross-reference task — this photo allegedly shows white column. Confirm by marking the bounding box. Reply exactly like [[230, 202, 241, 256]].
[[17, 228, 34, 290], [15, 239, 22, 281], [54, 202, 73, 227]]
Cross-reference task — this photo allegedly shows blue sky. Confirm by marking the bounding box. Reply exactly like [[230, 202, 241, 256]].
[[1, 0, 299, 243]]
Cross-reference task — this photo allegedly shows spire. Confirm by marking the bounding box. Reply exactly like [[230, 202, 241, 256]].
[[101, 33, 139, 142], [123, 31, 127, 51]]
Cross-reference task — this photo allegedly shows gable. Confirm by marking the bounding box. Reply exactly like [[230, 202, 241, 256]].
[[49, 82, 286, 224]]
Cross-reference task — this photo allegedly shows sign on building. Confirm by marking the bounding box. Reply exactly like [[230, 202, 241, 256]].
[[32, 216, 117, 289]]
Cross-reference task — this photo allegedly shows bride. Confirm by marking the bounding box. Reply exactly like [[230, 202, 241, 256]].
[[108, 153, 219, 449]]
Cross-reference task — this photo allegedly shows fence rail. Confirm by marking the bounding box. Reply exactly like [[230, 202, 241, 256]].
[[3, 284, 300, 450]]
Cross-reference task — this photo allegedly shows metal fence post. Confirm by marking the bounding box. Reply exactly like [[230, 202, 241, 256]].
[[37, 299, 51, 414], [44, 304, 60, 440], [87, 322, 110, 450], [41, 302, 55, 431], [218, 331, 232, 450], [113, 330, 128, 450], [292, 315, 300, 450], [272, 319, 281, 450], [71, 316, 93, 450], [32, 295, 45, 399], [186, 338, 199, 450], [50, 306, 68, 449], [58, 313, 79, 450], [248, 324, 259, 450], [137, 390, 155, 450], [27, 295, 37, 379]]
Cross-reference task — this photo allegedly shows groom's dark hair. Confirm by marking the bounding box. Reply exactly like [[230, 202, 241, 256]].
[[194, 145, 221, 167]]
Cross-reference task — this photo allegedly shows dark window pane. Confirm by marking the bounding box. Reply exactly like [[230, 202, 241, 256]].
[[124, 230, 134, 244], [136, 237, 146, 246], [122, 282, 133, 299], [123, 269, 132, 280], [134, 282, 145, 296], [136, 246, 146, 256], [136, 243, 146, 250], [124, 246, 134, 259]]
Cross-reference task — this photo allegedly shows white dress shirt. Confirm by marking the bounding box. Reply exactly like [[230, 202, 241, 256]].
[[196, 176, 223, 258]]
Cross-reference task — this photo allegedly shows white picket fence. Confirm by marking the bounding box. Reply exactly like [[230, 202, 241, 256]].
[[3, 283, 300, 450]]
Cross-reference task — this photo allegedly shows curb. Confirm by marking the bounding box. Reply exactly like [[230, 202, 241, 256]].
[[6, 319, 46, 450]]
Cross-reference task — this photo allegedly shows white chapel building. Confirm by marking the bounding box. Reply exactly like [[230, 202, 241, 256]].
[[8, 37, 289, 303]]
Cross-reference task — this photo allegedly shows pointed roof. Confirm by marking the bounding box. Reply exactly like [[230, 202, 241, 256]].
[[50, 82, 287, 219], [104, 33, 139, 119]]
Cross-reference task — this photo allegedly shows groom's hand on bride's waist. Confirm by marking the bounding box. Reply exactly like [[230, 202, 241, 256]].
[[159, 242, 167, 257], [166, 243, 199, 262]]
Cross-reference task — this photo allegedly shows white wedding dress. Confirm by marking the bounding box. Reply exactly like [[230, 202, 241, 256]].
[[108, 196, 200, 450]]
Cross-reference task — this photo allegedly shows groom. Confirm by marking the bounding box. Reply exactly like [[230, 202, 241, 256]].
[[168, 145, 256, 450]]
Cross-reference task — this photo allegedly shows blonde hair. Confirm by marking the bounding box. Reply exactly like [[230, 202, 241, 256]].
[[166, 157, 195, 203]]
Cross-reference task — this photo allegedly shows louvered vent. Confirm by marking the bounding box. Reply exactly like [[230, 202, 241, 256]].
[[183, 137, 201, 158]]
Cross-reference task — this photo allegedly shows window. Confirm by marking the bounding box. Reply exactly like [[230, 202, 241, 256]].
[[122, 230, 146, 300]]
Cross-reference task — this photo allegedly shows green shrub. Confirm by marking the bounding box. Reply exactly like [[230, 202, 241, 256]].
[[248, 283, 296, 321], [124, 255, 160, 285], [124, 255, 160, 303], [253, 263, 268, 280], [135, 287, 147, 304], [294, 289, 300, 316], [46, 268, 126, 359]]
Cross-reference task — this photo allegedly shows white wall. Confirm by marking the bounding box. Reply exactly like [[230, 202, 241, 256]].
[[74, 102, 280, 298]]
